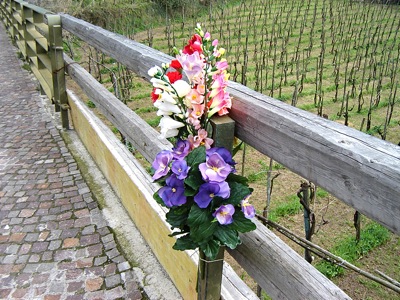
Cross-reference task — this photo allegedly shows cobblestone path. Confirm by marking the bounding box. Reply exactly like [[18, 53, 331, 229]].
[[0, 22, 143, 300]]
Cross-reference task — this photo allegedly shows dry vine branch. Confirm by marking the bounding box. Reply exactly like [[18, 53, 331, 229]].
[[255, 215, 400, 294]]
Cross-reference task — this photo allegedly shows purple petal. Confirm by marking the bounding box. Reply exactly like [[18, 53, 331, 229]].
[[199, 152, 231, 182], [213, 204, 235, 225], [152, 150, 173, 180], [171, 160, 190, 180], [172, 139, 191, 160]]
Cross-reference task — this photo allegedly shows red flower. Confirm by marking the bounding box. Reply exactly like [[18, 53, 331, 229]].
[[151, 88, 160, 103], [170, 59, 182, 71], [182, 34, 203, 55], [166, 71, 183, 84]]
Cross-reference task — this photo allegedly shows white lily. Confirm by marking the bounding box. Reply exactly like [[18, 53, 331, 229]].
[[148, 66, 162, 77], [154, 101, 181, 116], [151, 78, 174, 93], [159, 116, 185, 139], [172, 80, 191, 98]]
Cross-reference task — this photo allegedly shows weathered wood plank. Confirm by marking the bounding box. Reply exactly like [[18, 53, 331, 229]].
[[228, 219, 351, 299], [67, 89, 258, 300], [60, 13, 400, 234], [227, 81, 400, 234], [64, 54, 171, 163], [60, 14, 171, 81]]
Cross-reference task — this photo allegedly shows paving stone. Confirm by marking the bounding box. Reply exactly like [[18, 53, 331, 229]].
[[0, 23, 144, 300]]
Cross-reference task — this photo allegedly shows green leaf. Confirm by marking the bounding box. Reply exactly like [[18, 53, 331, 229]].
[[214, 226, 241, 249], [228, 182, 252, 206], [229, 211, 257, 233], [184, 187, 197, 197], [199, 239, 220, 260], [186, 146, 206, 166], [232, 141, 243, 157], [188, 205, 217, 243], [187, 205, 209, 227], [185, 170, 203, 191], [227, 173, 249, 185], [153, 191, 165, 207], [173, 234, 198, 251], [166, 206, 190, 228]]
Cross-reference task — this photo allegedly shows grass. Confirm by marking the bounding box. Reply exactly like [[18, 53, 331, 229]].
[[268, 194, 302, 222], [316, 222, 390, 279]]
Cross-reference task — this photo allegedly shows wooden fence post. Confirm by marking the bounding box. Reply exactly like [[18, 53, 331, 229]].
[[47, 13, 69, 129], [197, 115, 235, 300]]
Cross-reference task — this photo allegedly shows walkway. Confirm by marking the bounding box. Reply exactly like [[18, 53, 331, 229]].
[[0, 23, 146, 299]]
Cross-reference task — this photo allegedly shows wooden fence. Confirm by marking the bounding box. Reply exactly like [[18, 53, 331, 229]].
[[1, 1, 400, 299], [0, 0, 69, 128]]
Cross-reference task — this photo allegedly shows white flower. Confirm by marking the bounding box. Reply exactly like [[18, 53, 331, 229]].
[[160, 92, 177, 104], [159, 116, 185, 139], [151, 78, 174, 93], [148, 66, 162, 77], [172, 80, 191, 98], [154, 101, 181, 116]]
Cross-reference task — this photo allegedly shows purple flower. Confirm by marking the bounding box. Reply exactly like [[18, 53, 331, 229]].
[[199, 152, 232, 182], [241, 196, 255, 219], [194, 182, 230, 208], [172, 139, 191, 160], [158, 175, 186, 207], [213, 204, 235, 225], [207, 147, 236, 168], [152, 150, 173, 180], [171, 160, 190, 180]]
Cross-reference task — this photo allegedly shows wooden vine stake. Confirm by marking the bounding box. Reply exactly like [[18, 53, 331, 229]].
[[197, 115, 235, 300]]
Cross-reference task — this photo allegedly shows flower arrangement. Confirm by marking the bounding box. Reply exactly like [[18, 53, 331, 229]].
[[149, 24, 256, 260]]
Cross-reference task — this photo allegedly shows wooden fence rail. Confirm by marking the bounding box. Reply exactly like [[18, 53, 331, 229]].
[[0, 0, 69, 128]]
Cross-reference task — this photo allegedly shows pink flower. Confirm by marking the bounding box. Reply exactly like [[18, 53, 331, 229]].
[[208, 90, 232, 117], [177, 52, 204, 84], [196, 83, 206, 95], [190, 104, 205, 119], [209, 73, 229, 99], [189, 129, 213, 149], [185, 89, 204, 107], [215, 60, 229, 73]]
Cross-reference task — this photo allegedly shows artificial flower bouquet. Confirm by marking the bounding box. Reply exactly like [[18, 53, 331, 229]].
[[148, 24, 256, 260]]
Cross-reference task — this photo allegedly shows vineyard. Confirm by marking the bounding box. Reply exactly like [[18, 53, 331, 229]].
[[140, 0, 400, 144], [54, 0, 400, 299]]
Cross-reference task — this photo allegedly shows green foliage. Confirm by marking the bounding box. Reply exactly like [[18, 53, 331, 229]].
[[316, 222, 390, 278], [146, 116, 162, 127], [316, 188, 328, 198], [268, 194, 302, 221], [86, 100, 96, 108], [22, 63, 31, 72]]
